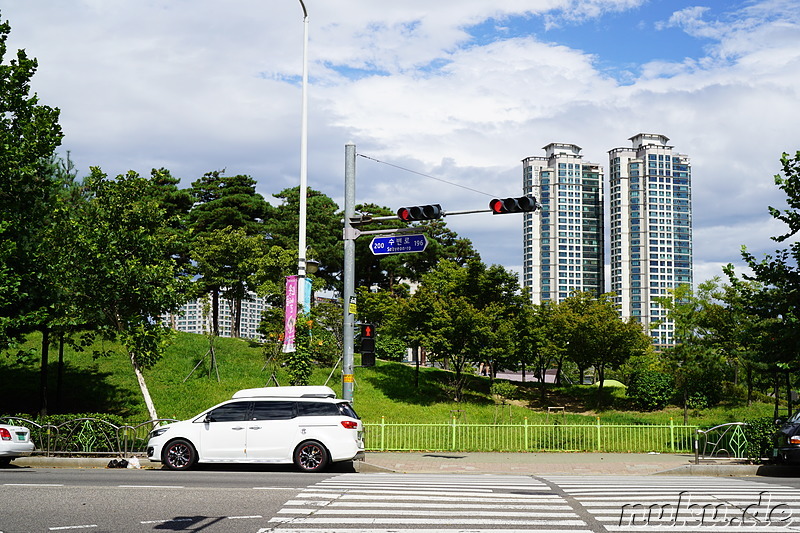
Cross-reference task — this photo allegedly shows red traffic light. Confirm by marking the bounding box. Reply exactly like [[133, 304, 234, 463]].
[[489, 196, 539, 214], [396, 204, 443, 222]]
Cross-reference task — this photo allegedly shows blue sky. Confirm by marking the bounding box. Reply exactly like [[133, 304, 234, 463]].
[[2, 0, 800, 285]]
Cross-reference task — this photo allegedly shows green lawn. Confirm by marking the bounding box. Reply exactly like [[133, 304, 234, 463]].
[[0, 331, 776, 428]]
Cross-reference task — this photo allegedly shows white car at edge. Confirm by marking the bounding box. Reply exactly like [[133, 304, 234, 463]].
[[0, 423, 35, 467], [146, 386, 364, 472]]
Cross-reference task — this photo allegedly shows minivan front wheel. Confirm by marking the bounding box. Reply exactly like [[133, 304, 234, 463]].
[[162, 438, 196, 471], [294, 440, 329, 472]]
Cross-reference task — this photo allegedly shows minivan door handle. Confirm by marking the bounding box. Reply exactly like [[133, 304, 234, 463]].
[[249, 426, 262, 430], [231, 426, 245, 431]]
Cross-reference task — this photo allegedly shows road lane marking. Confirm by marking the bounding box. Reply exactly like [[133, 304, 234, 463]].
[[4, 483, 64, 487], [117, 484, 184, 489]]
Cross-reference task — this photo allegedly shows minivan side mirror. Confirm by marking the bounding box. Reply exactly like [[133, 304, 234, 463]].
[[775, 417, 787, 426], [204, 413, 214, 423]]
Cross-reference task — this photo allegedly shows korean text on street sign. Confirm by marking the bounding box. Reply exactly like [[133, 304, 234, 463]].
[[370, 234, 428, 255]]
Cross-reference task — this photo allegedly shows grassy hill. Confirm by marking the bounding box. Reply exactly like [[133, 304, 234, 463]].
[[0, 331, 775, 427]]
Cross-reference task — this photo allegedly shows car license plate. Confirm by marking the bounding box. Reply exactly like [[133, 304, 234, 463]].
[[773, 448, 779, 457], [17, 433, 25, 441]]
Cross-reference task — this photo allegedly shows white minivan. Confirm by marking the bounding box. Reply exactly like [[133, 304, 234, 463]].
[[146, 386, 364, 472]]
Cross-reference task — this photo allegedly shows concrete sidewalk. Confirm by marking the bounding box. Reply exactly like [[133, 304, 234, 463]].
[[359, 451, 781, 477], [12, 452, 798, 477]]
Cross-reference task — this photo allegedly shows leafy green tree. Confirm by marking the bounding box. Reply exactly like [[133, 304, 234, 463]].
[[70, 168, 189, 420], [513, 302, 559, 401], [0, 13, 64, 351], [558, 291, 651, 400], [263, 187, 342, 291], [655, 283, 728, 422], [145, 168, 193, 276], [727, 151, 800, 417], [188, 171, 268, 334], [191, 227, 270, 338], [406, 260, 523, 401]]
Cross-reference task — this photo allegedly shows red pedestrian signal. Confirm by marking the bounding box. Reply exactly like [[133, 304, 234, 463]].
[[359, 323, 376, 367]]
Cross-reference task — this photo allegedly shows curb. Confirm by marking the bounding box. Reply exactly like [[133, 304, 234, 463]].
[[9, 455, 800, 477]]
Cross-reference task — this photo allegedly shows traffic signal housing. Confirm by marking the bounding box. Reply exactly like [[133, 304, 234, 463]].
[[396, 204, 443, 222], [489, 195, 539, 215], [359, 323, 376, 367]]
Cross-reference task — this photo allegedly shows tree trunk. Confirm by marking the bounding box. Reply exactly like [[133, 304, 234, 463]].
[[596, 364, 605, 404], [787, 371, 794, 417], [212, 289, 220, 337], [130, 351, 159, 422], [774, 372, 780, 421], [413, 345, 420, 388], [56, 332, 65, 412], [555, 358, 563, 385], [39, 328, 49, 416], [683, 386, 689, 425], [234, 296, 242, 338]]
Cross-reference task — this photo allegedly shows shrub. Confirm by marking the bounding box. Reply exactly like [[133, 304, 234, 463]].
[[490, 381, 518, 404], [681, 370, 724, 410], [742, 416, 776, 463], [376, 335, 407, 362], [627, 370, 674, 411]]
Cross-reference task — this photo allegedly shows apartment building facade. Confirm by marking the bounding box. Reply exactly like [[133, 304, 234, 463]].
[[522, 143, 605, 303], [163, 292, 269, 340], [522, 134, 692, 346], [608, 133, 692, 344]]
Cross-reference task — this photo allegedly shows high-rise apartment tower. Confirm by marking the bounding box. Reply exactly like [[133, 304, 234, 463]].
[[608, 133, 692, 345], [522, 143, 604, 303]]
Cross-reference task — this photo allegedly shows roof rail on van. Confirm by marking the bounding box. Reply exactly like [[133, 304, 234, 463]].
[[232, 386, 337, 399]]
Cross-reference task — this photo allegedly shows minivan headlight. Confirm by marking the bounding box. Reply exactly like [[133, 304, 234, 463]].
[[149, 427, 170, 439]]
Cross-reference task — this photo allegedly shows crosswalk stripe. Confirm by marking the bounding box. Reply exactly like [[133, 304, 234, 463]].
[[268, 473, 587, 531], [541, 474, 800, 532]]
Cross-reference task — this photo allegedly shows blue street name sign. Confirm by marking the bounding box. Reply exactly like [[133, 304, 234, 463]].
[[370, 234, 428, 255]]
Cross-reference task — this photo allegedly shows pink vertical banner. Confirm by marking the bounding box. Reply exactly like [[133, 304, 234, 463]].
[[282, 275, 298, 353]]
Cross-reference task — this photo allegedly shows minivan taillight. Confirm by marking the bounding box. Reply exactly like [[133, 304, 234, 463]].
[[341, 420, 358, 429], [790, 436, 800, 445], [0, 428, 11, 441]]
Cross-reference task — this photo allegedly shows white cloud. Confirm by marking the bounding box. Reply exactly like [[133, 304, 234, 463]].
[[2, 0, 799, 287]]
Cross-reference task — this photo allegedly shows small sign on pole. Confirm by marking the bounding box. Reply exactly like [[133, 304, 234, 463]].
[[370, 234, 428, 255]]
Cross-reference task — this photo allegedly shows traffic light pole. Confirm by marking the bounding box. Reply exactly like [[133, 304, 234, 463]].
[[342, 142, 356, 403]]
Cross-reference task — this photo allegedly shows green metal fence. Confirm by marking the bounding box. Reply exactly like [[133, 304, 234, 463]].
[[364, 417, 698, 453]]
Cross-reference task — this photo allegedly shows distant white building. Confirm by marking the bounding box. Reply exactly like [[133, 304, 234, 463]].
[[163, 292, 269, 340]]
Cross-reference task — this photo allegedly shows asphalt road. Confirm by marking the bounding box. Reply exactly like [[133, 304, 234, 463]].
[[3, 467, 800, 532], [1, 467, 329, 533]]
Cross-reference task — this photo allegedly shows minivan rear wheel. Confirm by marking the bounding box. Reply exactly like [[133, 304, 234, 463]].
[[294, 440, 329, 472]]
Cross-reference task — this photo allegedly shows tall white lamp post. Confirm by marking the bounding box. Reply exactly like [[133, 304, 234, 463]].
[[296, 0, 310, 312]]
